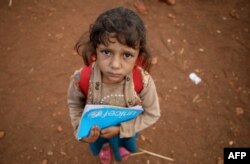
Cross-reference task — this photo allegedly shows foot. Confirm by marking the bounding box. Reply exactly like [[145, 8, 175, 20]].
[[118, 147, 131, 161], [99, 146, 111, 164]]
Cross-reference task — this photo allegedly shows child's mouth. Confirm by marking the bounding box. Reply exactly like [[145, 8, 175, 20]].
[[108, 72, 123, 78]]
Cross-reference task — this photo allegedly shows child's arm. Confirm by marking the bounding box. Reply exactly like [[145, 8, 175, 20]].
[[119, 75, 161, 138], [67, 70, 86, 137], [100, 126, 120, 139]]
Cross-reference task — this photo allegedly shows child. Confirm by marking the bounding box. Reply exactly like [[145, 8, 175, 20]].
[[67, 7, 160, 163]]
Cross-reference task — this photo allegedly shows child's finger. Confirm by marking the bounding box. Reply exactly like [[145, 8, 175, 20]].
[[101, 128, 109, 134], [92, 126, 100, 137]]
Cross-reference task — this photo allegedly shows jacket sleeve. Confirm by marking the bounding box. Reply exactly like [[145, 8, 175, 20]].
[[119, 75, 161, 138], [67, 70, 85, 137]]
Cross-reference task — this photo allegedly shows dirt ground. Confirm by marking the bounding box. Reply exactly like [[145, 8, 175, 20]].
[[0, 0, 249, 163]]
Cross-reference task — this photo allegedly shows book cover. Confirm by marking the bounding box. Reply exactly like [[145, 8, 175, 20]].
[[77, 104, 143, 140]]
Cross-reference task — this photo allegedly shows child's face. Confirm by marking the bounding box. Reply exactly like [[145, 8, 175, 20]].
[[96, 37, 139, 84]]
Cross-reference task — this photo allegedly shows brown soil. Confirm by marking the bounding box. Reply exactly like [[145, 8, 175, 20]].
[[0, 0, 249, 163]]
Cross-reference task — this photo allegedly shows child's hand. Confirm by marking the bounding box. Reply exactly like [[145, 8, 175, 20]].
[[100, 126, 120, 139], [81, 126, 100, 143]]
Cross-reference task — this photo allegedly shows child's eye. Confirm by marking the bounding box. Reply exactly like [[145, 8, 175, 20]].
[[123, 53, 133, 60], [101, 50, 111, 57]]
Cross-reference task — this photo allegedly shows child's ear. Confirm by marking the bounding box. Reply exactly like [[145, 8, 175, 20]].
[[91, 54, 97, 62]]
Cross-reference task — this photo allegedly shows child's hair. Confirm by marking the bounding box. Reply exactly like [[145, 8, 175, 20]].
[[75, 7, 152, 71]]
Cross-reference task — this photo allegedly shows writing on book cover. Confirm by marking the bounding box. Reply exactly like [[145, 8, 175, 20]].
[[77, 105, 143, 140]]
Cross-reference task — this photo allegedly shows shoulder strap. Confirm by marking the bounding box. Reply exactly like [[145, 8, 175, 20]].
[[133, 66, 143, 93], [79, 65, 143, 97], [79, 65, 92, 97]]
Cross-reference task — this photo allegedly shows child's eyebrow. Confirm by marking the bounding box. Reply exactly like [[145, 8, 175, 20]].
[[123, 46, 139, 52], [123, 49, 137, 54]]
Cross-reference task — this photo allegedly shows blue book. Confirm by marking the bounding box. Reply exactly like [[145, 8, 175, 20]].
[[77, 105, 143, 140]]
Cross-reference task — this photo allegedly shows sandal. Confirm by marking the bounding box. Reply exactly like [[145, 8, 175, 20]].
[[119, 147, 131, 161], [99, 146, 112, 164]]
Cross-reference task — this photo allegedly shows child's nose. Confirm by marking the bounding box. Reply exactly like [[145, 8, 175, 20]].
[[110, 55, 121, 69]]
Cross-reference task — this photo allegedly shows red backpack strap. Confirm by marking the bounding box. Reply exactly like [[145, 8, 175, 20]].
[[79, 65, 92, 97], [133, 66, 143, 94]]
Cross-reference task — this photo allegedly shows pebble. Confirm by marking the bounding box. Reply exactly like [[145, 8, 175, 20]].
[[55, 33, 63, 39], [47, 150, 53, 156], [165, 0, 176, 5], [217, 157, 224, 164], [236, 107, 244, 115], [193, 94, 200, 103], [222, 16, 227, 20], [42, 159, 48, 164], [151, 57, 158, 65], [230, 9, 239, 19], [0, 131, 5, 139], [168, 13, 176, 19], [199, 48, 204, 52], [60, 151, 67, 156], [57, 125, 63, 132], [140, 135, 146, 141], [134, 1, 147, 15]]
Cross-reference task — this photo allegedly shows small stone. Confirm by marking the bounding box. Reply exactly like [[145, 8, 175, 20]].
[[47, 150, 53, 156], [194, 69, 201, 73], [217, 30, 221, 34], [60, 151, 67, 156], [199, 48, 204, 52], [167, 13, 176, 19], [57, 125, 63, 132], [134, 1, 147, 15], [55, 33, 63, 39], [230, 9, 239, 19], [165, 0, 176, 5], [180, 48, 184, 55], [140, 135, 146, 141], [0, 131, 5, 139], [151, 57, 158, 65], [229, 140, 234, 146], [217, 157, 224, 164], [236, 107, 244, 115], [42, 159, 48, 164], [222, 16, 227, 20], [193, 94, 200, 103]]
